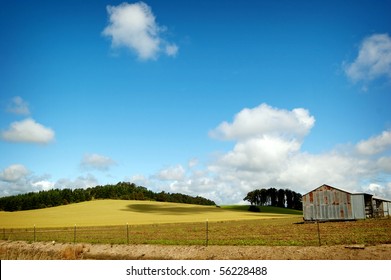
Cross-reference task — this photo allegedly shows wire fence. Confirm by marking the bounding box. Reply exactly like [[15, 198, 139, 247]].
[[2, 218, 391, 246]]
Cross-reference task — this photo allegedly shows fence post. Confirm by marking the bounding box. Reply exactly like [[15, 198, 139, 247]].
[[205, 219, 209, 247], [3, 228, 5, 240], [34, 225, 36, 242], [126, 223, 129, 244], [316, 221, 321, 246], [74, 224, 77, 244]]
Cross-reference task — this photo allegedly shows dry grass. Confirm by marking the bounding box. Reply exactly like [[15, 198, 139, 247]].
[[60, 244, 85, 260], [0, 241, 87, 260], [2, 240, 391, 260]]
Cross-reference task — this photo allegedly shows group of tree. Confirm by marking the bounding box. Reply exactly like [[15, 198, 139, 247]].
[[243, 188, 302, 210], [0, 182, 216, 212]]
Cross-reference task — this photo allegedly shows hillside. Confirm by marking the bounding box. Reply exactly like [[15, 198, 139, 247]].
[[0, 200, 301, 228], [0, 182, 215, 212]]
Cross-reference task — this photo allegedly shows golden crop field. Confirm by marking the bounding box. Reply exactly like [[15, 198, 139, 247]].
[[0, 200, 299, 228], [1, 200, 390, 247]]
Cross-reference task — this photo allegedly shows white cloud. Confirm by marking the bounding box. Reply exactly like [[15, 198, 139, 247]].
[[0, 164, 49, 196], [344, 33, 391, 83], [32, 180, 55, 191], [356, 129, 391, 155], [377, 157, 391, 172], [54, 174, 99, 189], [209, 103, 315, 141], [0, 165, 101, 197], [155, 164, 186, 181], [81, 153, 116, 171], [7, 96, 30, 115], [365, 183, 391, 199], [142, 103, 391, 204], [0, 164, 30, 182], [1, 118, 55, 144], [102, 2, 178, 60], [128, 174, 150, 187], [215, 136, 301, 172]]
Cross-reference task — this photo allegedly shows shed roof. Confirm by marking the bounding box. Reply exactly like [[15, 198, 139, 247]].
[[303, 184, 353, 196], [303, 184, 370, 196], [304, 184, 391, 202], [373, 196, 391, 203]]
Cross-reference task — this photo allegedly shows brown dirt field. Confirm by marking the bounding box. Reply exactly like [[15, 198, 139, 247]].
[[1, 240, 391, 260]]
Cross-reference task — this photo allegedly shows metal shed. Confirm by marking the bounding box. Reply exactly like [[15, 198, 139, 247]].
[[372, 196, 391, 218], [303, 184, 391, 221]]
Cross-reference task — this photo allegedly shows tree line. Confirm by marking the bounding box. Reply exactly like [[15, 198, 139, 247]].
[[0, 182, 216, 212], [243, 188, 302, 210]]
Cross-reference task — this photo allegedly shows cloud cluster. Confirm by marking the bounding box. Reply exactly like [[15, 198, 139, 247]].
[[80, 153, 116, 171], [0, 164, 30, 183], [209, 104, 315, 141], [344, 33, 391, 84], [0, 163, 99, 197], [155, 165, 186, 181], [143, 104, 391, 204], [1, 97, 55, 144], [0, 153, 113, 197], [53, 174, 99, 190], [102, 2, 178, 60], [0, 164, 36, 196], [1, 118, 55, 144], [356, 130, 391, 155]]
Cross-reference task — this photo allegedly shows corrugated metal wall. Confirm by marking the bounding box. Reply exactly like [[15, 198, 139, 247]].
[[351, 194, 365, 219], [303, 185, 391, 220], [303, 185, 355, 220], [374, 200, 391, 217], [385, 202, 391, 217]]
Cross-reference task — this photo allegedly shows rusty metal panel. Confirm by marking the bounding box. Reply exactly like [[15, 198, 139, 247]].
[[303, 185, 357, 220]]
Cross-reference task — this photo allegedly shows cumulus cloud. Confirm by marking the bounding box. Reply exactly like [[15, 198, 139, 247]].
[[142, 103, 391, 204], [363, 183, 391, 199], [32, 180, 55, 191], [0, 163, 101, 197], [0, 164, 30, 182], [7, 96, 30, 115], [1, 118, 55, 144], [215, 136, 301, 172], [377, 157, 391, 172], [54, 174, 99, 189], [0, 164, 46, 196], [102, 2, 178, 60], [344, 33, 391, 83], [81, 153, 116, 171], [155, 165, 186, 181], [209, 103, 315, 141], [356, 129, 391, 155]]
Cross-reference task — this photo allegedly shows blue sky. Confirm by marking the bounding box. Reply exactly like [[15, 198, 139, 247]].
[[1, 0, 391, 204]]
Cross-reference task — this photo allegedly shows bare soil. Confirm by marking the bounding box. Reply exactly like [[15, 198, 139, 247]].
[[1, 240, 391, 260]]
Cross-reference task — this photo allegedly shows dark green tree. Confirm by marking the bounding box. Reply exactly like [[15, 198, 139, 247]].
[[277, 189, 285, 208]]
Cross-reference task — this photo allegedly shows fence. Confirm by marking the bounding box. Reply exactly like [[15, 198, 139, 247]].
[[2, 218, 391, 247]]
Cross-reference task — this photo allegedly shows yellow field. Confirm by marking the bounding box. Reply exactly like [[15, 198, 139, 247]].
[[0, 200, 298, 228]]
